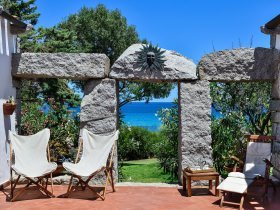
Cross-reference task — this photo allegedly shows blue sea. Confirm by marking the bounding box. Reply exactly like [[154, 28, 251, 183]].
[[120, 102, 174, 131], [67, 102, 220, 132]]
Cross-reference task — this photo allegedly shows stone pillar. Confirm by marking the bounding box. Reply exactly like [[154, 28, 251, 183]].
[[271, 70, 280, 179], [179, 80, 213, 181], [80, 78, 118, 183], [80, 78, 117, 134]]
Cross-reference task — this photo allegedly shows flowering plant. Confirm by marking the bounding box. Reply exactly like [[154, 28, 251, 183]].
[[6, 96, 16, 104]]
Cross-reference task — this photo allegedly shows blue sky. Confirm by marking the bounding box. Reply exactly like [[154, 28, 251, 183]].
[[36, 0, 279, 102]]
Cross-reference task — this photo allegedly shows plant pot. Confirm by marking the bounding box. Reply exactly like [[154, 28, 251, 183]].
[[3, 103, 17, 115]]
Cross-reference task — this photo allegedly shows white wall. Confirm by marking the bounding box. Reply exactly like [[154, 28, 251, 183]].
[[0, 17, 17, 185]]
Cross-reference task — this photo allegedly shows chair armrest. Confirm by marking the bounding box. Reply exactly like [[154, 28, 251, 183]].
[[263, 159, 274, 180], [231, 156, 244, 165], [263, 158, 274, 168]]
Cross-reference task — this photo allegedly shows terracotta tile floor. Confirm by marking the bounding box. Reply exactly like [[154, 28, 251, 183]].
[[0, 184, 279, 210]]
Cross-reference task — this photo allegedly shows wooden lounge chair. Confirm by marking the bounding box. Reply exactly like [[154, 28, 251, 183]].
[[9, 129, 57, 201], [217, 135, 277, 210], [63, 129, 119, 200]]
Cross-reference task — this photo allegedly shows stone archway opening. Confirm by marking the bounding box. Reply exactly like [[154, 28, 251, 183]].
[[117, 80, 179, 183]]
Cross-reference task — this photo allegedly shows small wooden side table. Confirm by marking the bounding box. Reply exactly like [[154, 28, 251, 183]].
[[182, 170, 220, 197]]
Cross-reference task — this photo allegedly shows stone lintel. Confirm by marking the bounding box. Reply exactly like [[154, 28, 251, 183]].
[[12, 53, 110, 80], [198, 47, 278, 82], [270, 100, 280, 112]]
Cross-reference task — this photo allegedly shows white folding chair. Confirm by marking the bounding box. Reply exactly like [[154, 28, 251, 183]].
[[9, 128, 57, 201], [63, 129, 119, 200]]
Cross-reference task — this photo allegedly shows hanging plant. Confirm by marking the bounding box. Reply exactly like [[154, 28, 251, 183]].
[[3, 96, 17, 115]]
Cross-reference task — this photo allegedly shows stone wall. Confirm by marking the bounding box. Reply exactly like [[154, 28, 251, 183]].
[[179, 80, 212, 178]]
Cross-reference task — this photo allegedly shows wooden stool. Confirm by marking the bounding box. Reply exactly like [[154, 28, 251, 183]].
[[182, 170, 220, 197]]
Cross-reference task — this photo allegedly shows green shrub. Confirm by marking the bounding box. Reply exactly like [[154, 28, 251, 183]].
[[20, 98, 80, 162], [210, 82, 272, 177], [155, 100, 179, 178], [118, 125, 160, 161], [211, 113, 247, 177]]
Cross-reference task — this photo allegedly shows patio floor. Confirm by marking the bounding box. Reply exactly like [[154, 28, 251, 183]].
[[0, 184, 279, 210]]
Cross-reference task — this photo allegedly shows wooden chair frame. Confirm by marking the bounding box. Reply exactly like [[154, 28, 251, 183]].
[[220, 135, 277, 210], [65, 137, 116, 200], [9, 141, 54, 202]]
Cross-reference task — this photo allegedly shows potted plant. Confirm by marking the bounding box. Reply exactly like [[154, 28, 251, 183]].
[[3, 96, 17, 115]]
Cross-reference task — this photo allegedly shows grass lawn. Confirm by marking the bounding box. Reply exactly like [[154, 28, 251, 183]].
[[120, 158, 177, 183]]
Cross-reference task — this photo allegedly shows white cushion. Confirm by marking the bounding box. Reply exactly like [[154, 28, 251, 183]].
[[217, 176, 254, 194]]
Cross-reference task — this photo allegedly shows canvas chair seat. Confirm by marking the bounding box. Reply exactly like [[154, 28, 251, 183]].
[[11, 162, 57, 178], [63, 162, 104, 177], [63, 129, 119, 200], [9, 128, 57, 201]]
